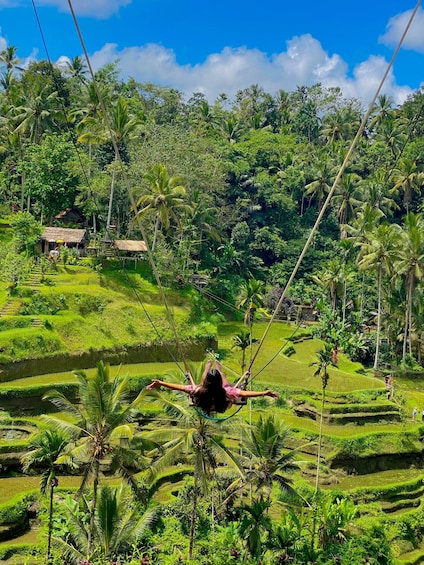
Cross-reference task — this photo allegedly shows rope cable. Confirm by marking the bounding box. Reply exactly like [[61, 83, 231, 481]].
[[31, 0, 187, 375], [66, 0, 191, 375], [247, 0, 422, 374]]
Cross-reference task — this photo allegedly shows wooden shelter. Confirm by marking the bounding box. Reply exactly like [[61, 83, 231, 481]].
[[110, 239, 148, 266], [38, 227, 88, 256], [113, 239, 148, 253]]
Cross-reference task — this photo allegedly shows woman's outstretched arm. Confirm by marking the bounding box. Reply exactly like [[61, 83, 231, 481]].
[[238, 389, 279, 398], [147, 379, 190, 393]]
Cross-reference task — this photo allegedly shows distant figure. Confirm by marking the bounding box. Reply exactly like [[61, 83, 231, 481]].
[[332, 347, 339, 365], [422, 408, 424, 422], [413, 407, 418, 420], [49, 247, 60, 262]]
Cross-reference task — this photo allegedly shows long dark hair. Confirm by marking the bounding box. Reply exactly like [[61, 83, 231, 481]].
[[195, 369, 228, 414]]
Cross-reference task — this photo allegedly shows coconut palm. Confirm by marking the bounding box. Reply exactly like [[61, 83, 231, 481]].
[[311, 258, 344, 313], [357, 223, 400, 371], [360, 170, 399, 219], [310, 344, 336, 491], [42, 361, 149, 559], [78, 95, 142, 230], [368, 94, 395, 132], [135, 163, 191, 252], [238, 278, 265, 329], [21, 427, 69, 564], [56, 485, 157, 564], [238, 496, 272, 561], [304, 153, 337, 210], [332, 173, 363, 231], [394, 212, 424, 363], [390, 157, 424, 212], [231, 329, 258, 373], [13, 83, 62, 144], [0, 45, 22, 72], [309, 343, 336, 551], [241, 415, 300, 501]]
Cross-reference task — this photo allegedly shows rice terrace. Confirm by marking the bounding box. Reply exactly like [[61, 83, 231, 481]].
[[1, 1, 424, 564]]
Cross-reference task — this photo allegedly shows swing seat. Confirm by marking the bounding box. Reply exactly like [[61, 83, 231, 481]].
[[187, 394, 247, 408]]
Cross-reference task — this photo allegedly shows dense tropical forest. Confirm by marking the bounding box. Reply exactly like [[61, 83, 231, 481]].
[[2, 44, 424, 564]]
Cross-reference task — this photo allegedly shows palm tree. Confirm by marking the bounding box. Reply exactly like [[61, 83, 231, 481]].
[[332, 172, 363, 231], [78, 95, 142, 230], [394, 213, 424, 363], [390, 157, 424, 212], [238, 497, 273, 561], [304, 153, 337, 210], [242, 415, 300, 501], [360, 170, 399, 219], [42, 361, 149, 560], [309, 343, 336, 551], [310, 344, 336, 492], [21, 427, 69, 564], [231, 329, 258, 373], [357, 223, 400, 371], [13, 83, 62, 144], [368, 94, 395, 132], [63, 55, 88, 84], [56, 485, 157, 564], [0, 45, 22, 72], [311, 259, 344, 313], [237, 278, 265, 330], [135, 163, 190, 252]]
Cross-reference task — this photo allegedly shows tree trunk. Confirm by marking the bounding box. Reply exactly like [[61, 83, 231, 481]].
[[312, 386, 326, 552], [106, 154, 118, 229], [373, 266, 382, 371], [46, 482, 55, 564], [152, 214, 161, 253], [188, 469, 198, 560], [87, 459, 100, 559]]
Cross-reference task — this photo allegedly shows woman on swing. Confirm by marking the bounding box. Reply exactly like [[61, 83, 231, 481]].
[[147, 357, 278, 415]]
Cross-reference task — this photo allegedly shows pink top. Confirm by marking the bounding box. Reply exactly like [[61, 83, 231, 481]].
[[185, 384, 242, 403]]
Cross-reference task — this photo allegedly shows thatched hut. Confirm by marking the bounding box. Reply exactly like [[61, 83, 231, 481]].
[[38, 227, 88, 256]]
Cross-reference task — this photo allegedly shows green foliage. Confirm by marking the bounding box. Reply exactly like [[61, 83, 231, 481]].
[[72, 293, 108, 315], [20, 293, 68, 315], [9, 212, 42, 254], [17, 133, 79, 221]]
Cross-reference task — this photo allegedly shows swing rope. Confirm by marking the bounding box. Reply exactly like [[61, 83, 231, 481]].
[[246, 0, 422, 376], [66, 0, 191, 377], [31, 0, 190, 377]]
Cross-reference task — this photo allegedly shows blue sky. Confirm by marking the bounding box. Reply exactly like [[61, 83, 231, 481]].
[[0, 0, 423, 106]]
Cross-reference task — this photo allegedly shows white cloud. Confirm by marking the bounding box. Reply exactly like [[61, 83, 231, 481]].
[[88, 34, 415, 107], [0, 0, 131, 18], [379, 7, 424, 53]]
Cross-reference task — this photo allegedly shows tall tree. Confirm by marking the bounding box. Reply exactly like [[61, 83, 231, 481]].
[[390, 157, 424, 212], [42, 361, 149, 560], [394, 213, 424, 363], [358, 223, 400, 371], [78, 95, 142, 230], [242, 415, 299, 501], [21, 427, 69, 564], [135, 163, 190, 252]]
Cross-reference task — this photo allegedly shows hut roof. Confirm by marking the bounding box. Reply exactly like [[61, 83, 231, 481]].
[[113, 239, 148, 252], [41, 227, 87, 244]]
